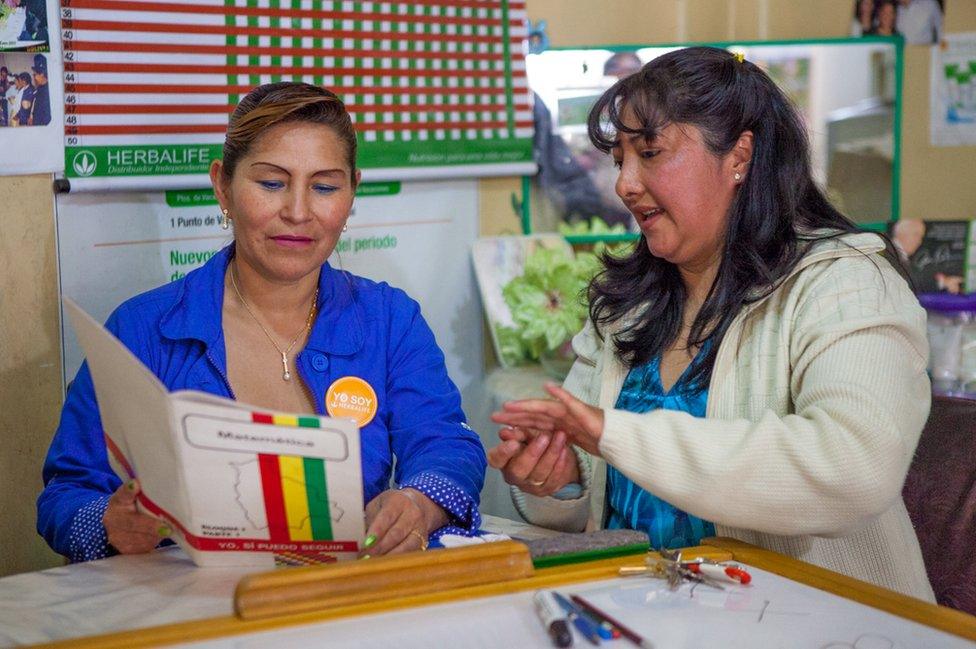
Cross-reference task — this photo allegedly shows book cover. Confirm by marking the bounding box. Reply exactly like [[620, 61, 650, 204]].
[[64, 298, 365, 568]]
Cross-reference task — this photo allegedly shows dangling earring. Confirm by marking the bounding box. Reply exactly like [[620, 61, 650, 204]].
[[220, 208, 230, 230], [734, 172, 742, 182]]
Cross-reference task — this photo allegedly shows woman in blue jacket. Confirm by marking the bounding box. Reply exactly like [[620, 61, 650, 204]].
[[38, 82, 487, 561]]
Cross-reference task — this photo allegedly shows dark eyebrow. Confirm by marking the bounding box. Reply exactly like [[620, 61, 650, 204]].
[[249, 162, 346, 177]]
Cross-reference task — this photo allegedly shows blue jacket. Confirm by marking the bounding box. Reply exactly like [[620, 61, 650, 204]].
[[38, 245, 486, 557]]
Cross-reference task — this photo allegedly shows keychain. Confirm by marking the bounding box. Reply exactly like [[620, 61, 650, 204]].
[[619, 549, 751, 591]]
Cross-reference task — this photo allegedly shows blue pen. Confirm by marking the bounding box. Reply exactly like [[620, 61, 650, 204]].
[[580, 610, 614, 640], [552, 591, 602, 646]]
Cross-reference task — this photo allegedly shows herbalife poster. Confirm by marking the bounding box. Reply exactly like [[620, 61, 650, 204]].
[[60, 0, 534, 191]]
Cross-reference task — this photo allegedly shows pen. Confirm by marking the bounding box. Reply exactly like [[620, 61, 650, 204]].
[[570, 594, 652, 649], [682, 561, 752, 585], [533, 590, 573, 648], [579, 610, 615, 640], [552, 591, 602, 646]]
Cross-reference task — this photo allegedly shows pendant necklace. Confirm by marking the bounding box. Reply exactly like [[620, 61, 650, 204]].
[[229, 263, 318, 381]]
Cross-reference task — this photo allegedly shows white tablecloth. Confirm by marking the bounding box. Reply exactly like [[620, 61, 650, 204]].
[[0, 515, 556, 646]]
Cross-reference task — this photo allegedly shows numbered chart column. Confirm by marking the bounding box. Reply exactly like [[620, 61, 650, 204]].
[[59, 0, 231, 185]]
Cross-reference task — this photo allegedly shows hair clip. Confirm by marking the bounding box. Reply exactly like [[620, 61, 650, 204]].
[[733, 52, 745, 64]]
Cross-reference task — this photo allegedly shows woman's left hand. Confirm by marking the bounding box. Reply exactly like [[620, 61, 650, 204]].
[[362, 488, 447, 557], [490, 382, 605, 457]]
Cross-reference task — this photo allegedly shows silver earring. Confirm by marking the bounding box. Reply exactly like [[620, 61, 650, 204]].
[[220, 208, 230, 230], [342, 223, 348, 232], [734, 172, 742, 181]]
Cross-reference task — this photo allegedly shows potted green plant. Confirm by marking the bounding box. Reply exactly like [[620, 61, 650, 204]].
[[497, 237, 630, 378]]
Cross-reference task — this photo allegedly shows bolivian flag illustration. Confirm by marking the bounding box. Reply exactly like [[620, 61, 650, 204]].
[[252, 413, 334, 541]]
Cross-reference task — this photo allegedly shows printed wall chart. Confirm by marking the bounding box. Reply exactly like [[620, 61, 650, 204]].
[[59, 0, 535, 190]]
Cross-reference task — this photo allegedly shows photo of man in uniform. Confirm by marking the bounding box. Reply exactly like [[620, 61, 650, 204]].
[[28, 53, 49, 126]]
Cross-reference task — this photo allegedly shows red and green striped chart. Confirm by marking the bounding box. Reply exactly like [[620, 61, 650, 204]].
[[59, 0, 535, 191], [252, 412, 336, 543]]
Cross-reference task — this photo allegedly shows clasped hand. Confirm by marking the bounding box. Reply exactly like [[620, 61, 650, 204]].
[[487, 382, 605, 496]]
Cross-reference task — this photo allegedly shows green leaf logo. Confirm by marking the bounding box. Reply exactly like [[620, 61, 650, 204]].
[[72, 151, 97, 177]]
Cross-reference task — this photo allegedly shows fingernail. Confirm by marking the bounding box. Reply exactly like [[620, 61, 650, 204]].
[[534, 434, 550, 448], [364, 534, 377, 548], [361, 554, 371, 560], [157, 525, 172, 537], [126, 480, 137, 492]]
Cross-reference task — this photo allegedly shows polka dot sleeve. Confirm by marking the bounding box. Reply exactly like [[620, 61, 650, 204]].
[[401, 471, 482, 542], [67, 495, 113, 563]]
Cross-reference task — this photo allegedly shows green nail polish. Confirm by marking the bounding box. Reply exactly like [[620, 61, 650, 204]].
[[361, 554, 371, 560], [158, 525, 172, 537], [364, 534, 377, 548], [126, 480, 137, 491]]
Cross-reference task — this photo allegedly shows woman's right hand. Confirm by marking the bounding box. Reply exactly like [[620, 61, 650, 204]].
[[102, 480, 169, 554], [487, 427, 579, 497]]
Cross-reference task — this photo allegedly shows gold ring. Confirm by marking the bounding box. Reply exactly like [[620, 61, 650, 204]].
[[528, 479, 545, 487], [410, 529, 429, 551]]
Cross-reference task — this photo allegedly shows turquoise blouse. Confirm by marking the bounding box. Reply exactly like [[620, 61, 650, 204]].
[[606, 348, 716, 549]]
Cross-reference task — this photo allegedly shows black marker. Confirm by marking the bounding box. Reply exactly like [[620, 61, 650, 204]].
[[533, 590, 573, 647]]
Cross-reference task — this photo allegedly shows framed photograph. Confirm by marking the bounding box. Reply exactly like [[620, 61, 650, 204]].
[[0, 0, 48, 52], [851, 0, 944, 45], [0, 51, 50, 128]]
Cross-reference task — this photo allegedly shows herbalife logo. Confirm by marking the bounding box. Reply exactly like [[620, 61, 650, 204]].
[[72, 150, 97, 177]]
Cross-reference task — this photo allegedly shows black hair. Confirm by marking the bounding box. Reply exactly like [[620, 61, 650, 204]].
[[853, 0, 874, 21], [869, 0, 900, 36], [585, 46, 880, 389]]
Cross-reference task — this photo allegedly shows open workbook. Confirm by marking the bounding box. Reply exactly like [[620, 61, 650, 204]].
[[64, 299, 365, 568]]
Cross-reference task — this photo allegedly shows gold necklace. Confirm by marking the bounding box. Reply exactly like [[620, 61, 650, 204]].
[[229, 263, 318, 382]]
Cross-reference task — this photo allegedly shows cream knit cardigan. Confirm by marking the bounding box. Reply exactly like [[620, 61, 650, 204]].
[[512, 232, 935, 601]]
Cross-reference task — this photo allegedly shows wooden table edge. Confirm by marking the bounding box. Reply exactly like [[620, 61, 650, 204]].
[[27, 538, 976, 648]]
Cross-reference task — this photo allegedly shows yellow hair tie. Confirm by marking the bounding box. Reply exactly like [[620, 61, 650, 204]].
[[733, 52, 745, 63]]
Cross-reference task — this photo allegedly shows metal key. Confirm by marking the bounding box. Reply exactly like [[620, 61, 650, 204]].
[[620, 549, 725, 591]]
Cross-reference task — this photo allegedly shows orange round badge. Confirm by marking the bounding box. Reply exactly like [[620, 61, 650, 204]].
[[325, 376, 378, 427]]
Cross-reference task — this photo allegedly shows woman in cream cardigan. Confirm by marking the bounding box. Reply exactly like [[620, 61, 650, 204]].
[[489, 47, 934, 601]]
